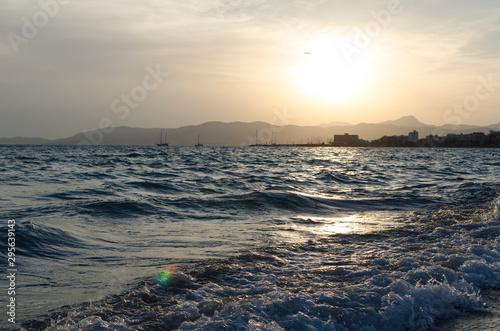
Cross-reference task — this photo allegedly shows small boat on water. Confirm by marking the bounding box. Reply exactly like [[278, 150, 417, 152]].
[[195, 134, 203, 147], [156, 130, 169, 146]]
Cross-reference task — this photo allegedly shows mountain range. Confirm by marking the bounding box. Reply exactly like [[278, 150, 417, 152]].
[[1, 116, 499, 146]]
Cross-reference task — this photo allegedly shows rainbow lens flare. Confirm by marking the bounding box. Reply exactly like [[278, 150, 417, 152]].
[[156, 264, 176, 287]]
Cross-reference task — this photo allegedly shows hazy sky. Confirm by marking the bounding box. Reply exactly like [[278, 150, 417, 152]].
[[1, 0, 500, 138]]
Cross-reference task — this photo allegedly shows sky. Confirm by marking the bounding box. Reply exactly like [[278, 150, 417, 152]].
[[1, 0, 500, 139]]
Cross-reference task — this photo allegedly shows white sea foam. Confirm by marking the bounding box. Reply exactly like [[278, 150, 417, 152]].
[[6, 147, 500, 330], [37, 204, 500, 331]]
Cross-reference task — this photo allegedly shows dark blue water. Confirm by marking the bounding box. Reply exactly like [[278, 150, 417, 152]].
[[1, 146, 499, 330]]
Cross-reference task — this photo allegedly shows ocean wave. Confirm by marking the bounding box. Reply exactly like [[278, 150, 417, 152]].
[[0, 221, 89, 260], [78, 200, 158, 218], [4, 146, 500, 330], [22, 198, 500, 330]]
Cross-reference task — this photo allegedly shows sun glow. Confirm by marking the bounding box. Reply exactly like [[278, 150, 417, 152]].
[[294, 39, 374, 104]]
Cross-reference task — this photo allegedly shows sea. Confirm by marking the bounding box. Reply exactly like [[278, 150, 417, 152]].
[[0, 145, 499, 331]]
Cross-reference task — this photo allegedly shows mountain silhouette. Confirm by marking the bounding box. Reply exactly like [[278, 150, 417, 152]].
[[379, 115, 427, 127], [1, 116, 499, 146]]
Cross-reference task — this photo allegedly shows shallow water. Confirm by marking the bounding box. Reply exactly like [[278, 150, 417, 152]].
[[0, 146, 499, 330]]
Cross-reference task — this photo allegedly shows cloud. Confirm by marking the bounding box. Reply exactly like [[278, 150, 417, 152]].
[[1, 0, 500, 138], [461, 25, 500, 58]]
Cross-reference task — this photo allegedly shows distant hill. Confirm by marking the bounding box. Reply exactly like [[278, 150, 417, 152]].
[[0, 136, 53, 145], [1, 116, 500, 146], [318, 121, 351, 128], [379, 115, 427, 127]]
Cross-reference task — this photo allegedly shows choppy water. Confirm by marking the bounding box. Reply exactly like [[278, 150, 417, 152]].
[[0, 146, 499, 330]]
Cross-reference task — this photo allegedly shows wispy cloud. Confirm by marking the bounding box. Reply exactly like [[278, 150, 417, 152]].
[[1, 0, 499, 138]]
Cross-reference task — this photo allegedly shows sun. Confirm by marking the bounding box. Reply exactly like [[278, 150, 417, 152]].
[[294, 39, 373, 105]]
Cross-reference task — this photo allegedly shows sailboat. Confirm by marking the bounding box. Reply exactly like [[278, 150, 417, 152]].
[[195, 134, 203, 147], [156, 130, 169, 146], [270, 132, 277, 146], [249, 130, 262, 147]]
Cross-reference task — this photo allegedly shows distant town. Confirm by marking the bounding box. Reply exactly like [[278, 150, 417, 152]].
[[2, 117, 500, 147], [252, 130, 500, 148]]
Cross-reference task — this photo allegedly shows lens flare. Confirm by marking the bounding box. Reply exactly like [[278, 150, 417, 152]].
[[156, 264, 176, 287]]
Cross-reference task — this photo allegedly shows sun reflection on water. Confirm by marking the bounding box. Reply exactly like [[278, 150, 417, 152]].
[[273, 213, 404, 243], [313, 218, 360, 235]]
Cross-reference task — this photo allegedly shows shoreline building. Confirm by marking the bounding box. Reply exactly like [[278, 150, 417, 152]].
[[334, 133, 359, 146], [444, 132, 487, 146], [408, 130, 419, 142]]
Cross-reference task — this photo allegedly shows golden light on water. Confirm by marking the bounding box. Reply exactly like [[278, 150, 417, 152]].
[[275, 215, 364, 242], [275, 211, 404, 242], [312, 217, 360, 235]]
